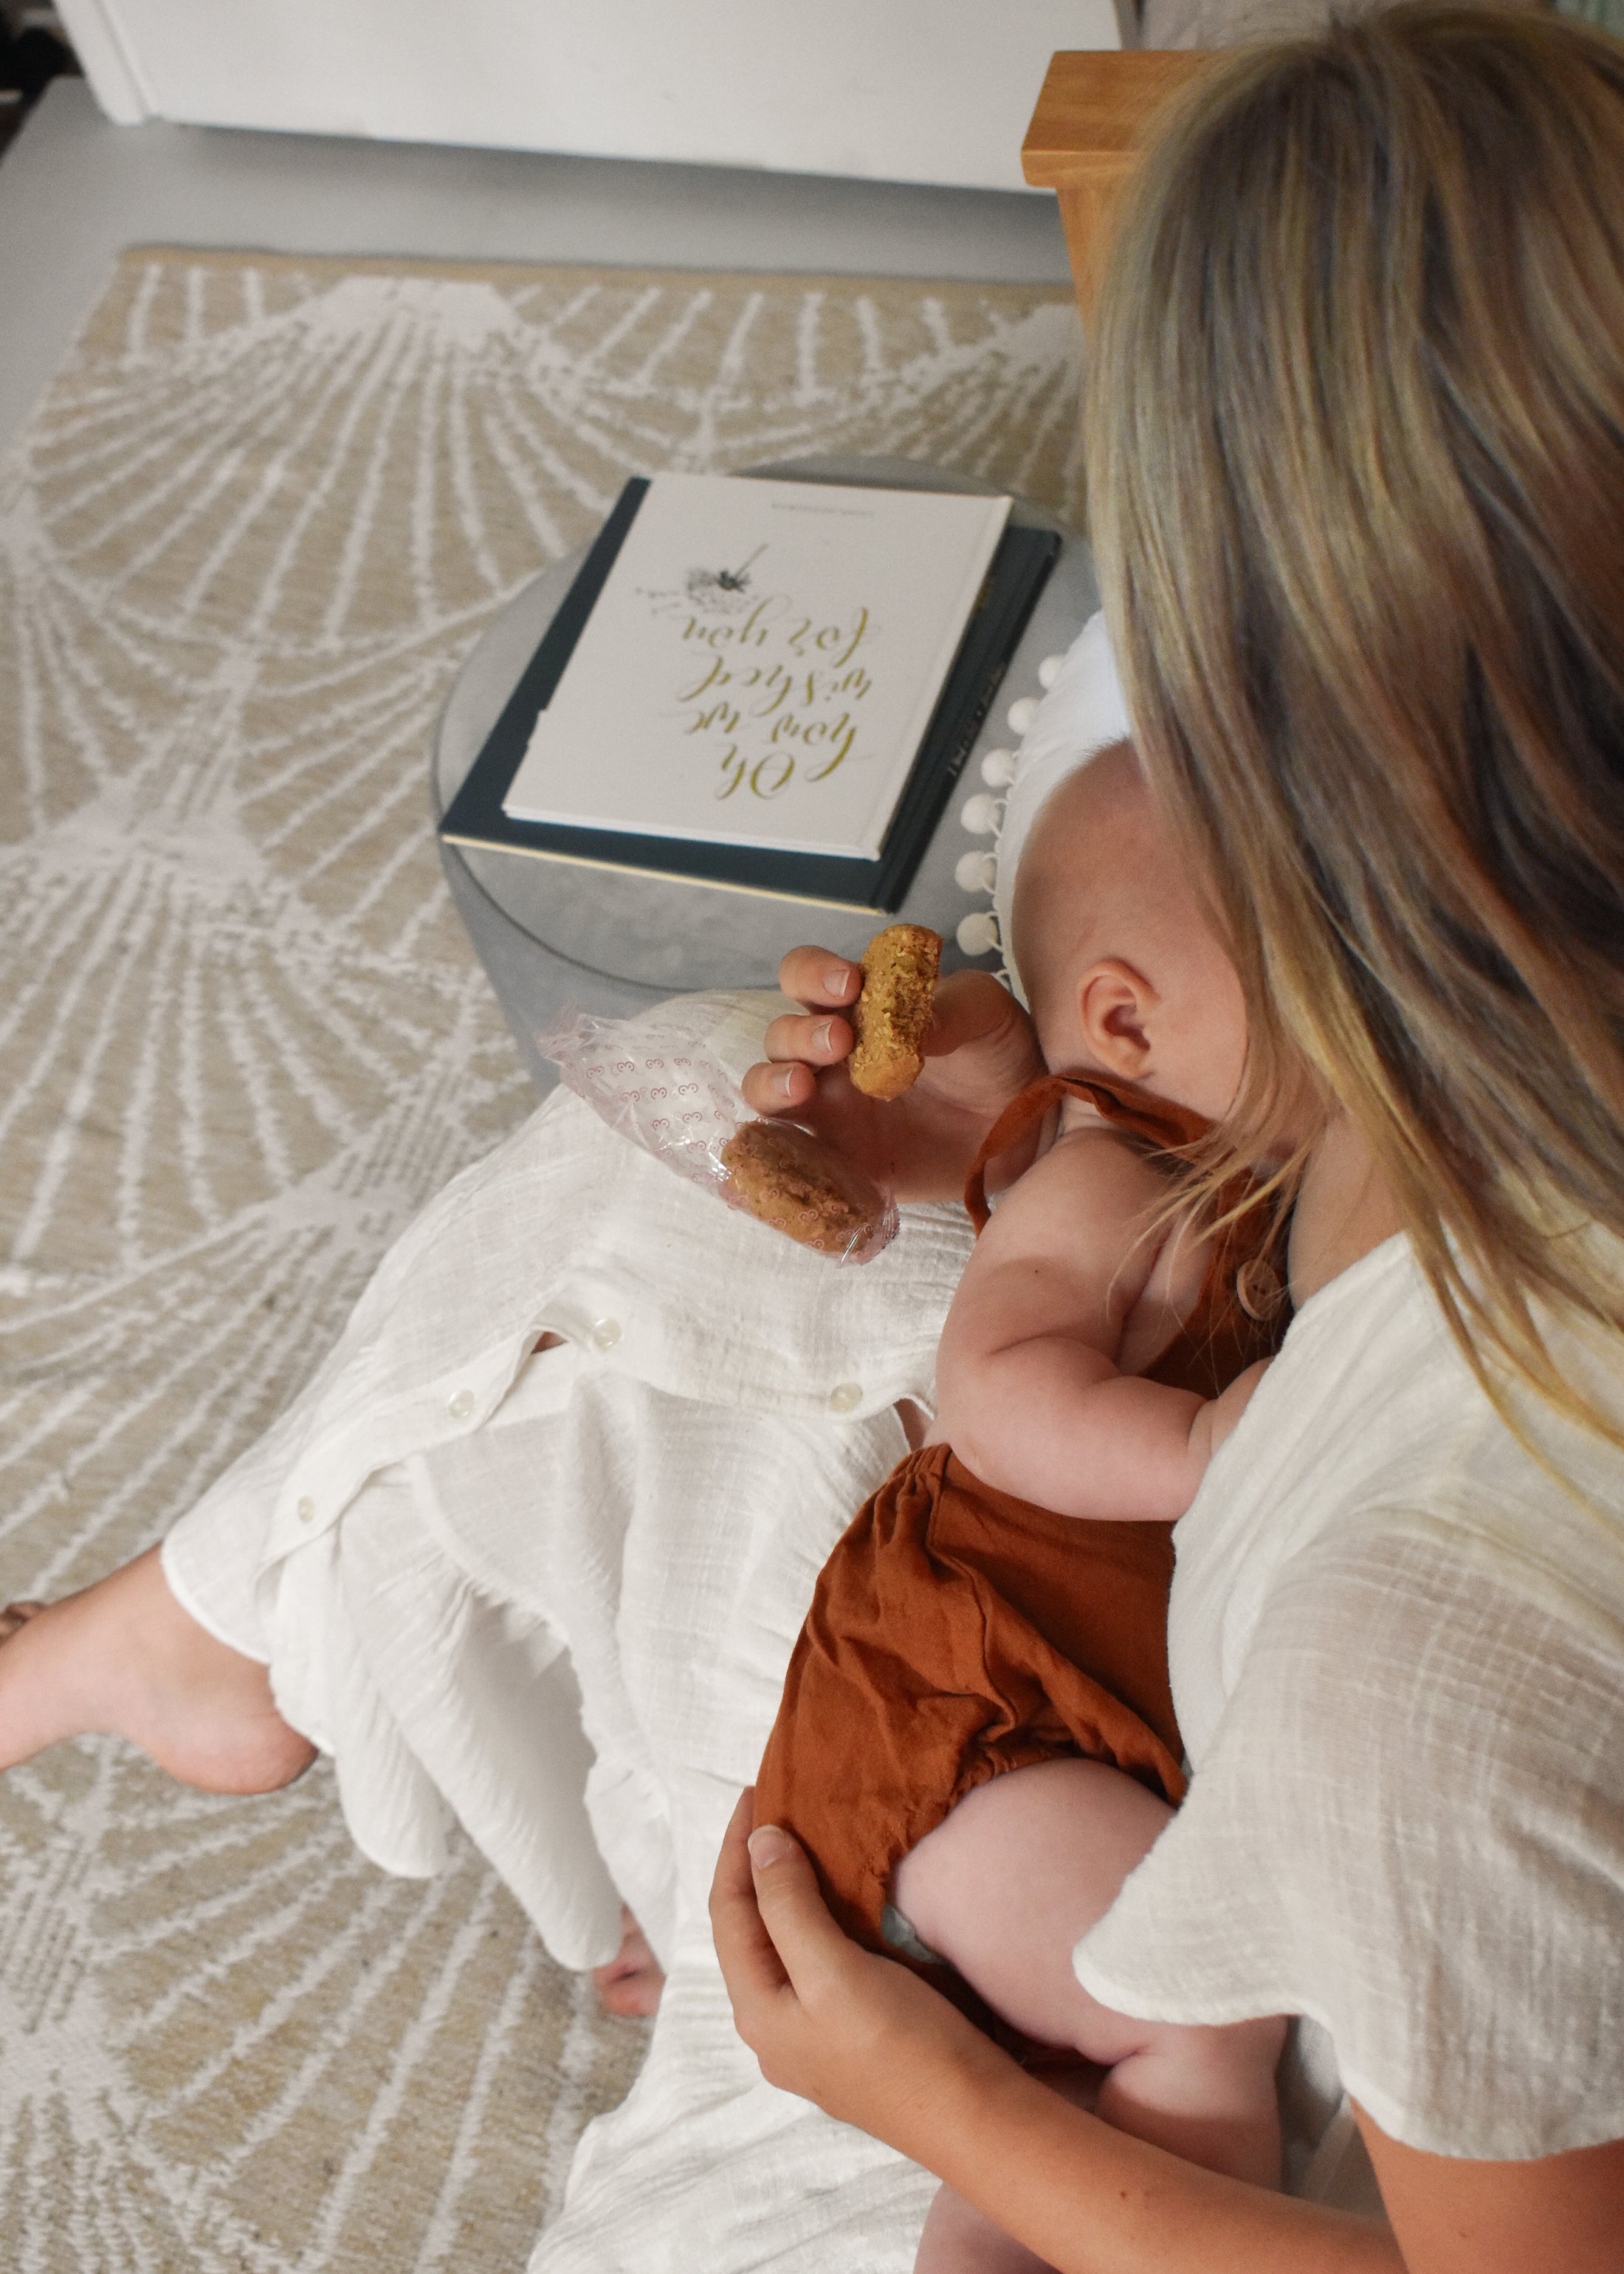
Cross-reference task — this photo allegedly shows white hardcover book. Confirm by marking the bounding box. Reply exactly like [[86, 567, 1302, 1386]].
[[501, 473, 1011, 859]]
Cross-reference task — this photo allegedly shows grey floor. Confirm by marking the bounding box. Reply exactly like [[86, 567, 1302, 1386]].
[[0, 78, 1073, 458]]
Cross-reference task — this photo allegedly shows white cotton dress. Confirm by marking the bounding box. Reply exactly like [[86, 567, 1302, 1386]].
[[1077, 1229, 1624, 2174], [163, 989, 1624, 2265], [164, 988, 972, 2270]]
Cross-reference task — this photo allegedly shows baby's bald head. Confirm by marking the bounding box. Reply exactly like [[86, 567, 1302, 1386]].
[[1009, 741, 1248, 1120], [1011, 743, 1173, 1041]]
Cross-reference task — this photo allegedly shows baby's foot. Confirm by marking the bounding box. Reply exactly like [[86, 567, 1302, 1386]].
[[591, 1906, 664, 2017], [0, 1545, 316, 1794]]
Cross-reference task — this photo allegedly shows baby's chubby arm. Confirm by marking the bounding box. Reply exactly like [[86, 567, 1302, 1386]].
[[933, 1128, 1265, 1522]]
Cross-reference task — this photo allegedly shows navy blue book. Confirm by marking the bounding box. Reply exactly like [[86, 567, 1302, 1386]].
[[438, 475, 1059, 913]]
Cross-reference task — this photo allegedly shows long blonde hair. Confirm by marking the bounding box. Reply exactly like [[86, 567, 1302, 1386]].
[[1087, 3, 1624, 1427]]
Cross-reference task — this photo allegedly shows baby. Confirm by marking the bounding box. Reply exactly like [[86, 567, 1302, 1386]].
[[750, 664, 1290, 2264]]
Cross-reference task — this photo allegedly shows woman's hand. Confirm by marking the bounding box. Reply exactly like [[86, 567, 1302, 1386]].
[[711, 1796, 1414, 2274], [714, 1796, 1623, 2274], [709, 1793, 1008, 2157], [740, 948, 1043, 1203]]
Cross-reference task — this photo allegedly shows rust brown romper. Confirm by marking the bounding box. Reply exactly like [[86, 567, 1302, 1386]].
[[752, 1073, 1287, 2002]]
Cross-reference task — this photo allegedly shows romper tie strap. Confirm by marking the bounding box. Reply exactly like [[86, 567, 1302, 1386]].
[[962, 1072, 1214, 1232]]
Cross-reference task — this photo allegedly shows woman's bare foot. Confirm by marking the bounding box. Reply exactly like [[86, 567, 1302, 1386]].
[[591, 1906, 664, 2017], [0, 1545, 316, 1793]]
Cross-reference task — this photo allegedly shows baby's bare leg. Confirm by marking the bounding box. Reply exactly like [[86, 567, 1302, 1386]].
[[892, 1757, 1285, 2190], [912, 2067, 1098, 2274], [0, 1546, 315, 1793], [913, 2182, 1061, 2274]]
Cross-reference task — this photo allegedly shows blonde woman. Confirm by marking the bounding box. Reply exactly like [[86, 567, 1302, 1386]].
[[713, 8, 1624, 2270]]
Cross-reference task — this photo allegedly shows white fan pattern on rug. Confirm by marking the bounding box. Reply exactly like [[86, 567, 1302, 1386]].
[[0, 249, 1081, 2271]]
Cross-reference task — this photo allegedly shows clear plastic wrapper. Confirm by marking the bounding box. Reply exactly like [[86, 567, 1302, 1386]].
[[537, 1009, 898, 1265]]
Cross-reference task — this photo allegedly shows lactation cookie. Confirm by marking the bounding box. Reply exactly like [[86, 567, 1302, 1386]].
[[720, 1119, 890, 1259], [847, 924, 942, 1101]]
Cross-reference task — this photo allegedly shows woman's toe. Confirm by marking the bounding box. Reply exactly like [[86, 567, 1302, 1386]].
[[593, 1959, 664, 2017], [591, 1908, 665, 2016]]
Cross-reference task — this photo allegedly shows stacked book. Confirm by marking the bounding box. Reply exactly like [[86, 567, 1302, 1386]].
[[439, 471, 1059, 912]]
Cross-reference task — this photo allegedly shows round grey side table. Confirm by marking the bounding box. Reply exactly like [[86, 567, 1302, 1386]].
[[433, 455, 1098, 1092]]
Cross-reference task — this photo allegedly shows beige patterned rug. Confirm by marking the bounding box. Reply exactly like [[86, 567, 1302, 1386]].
[[0, 247, 1081, 2272]]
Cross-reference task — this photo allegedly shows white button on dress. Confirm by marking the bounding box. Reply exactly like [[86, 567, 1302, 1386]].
[[448, 1388, 476, 1421], [828, 1381, 862, 1413], [296, 1495, 315, 1525], [591, 1318, 622, 1352]]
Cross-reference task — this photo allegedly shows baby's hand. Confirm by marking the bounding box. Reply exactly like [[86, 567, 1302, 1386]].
[[740, 947, 1042, 1204], [1190, 1359, 1271, 1470]]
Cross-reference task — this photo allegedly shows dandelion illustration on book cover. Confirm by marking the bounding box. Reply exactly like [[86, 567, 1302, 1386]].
[[684, 543, 765, 613]]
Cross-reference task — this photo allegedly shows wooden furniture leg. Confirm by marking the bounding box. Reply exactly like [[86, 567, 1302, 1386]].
[[1022, 51, 1212, 330]]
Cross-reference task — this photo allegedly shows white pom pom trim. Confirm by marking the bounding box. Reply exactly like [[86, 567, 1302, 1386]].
[[957, 910, 1001, 957]]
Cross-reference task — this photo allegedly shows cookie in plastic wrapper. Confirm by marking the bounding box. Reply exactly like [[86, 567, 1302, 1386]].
[[720, 1119, 896, 1263]]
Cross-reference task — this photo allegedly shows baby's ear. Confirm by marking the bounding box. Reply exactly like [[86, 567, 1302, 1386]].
[[1076, 958, 1156, 1080]]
